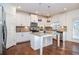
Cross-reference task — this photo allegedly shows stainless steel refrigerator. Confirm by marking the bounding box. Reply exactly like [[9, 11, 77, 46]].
[[0, 5, 7, 54]]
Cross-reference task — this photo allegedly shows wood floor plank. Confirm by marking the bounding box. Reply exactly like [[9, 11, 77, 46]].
[[4, 39, 79, 55]]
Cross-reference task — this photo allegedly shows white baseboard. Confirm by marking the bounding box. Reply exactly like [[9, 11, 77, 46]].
[[66, 39, 79, 43]]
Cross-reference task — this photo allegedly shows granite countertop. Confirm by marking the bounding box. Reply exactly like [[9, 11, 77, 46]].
[[30, 32, 53, 37]]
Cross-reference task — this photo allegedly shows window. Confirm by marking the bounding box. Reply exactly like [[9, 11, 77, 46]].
[[73, 19, 79, 39], [52, 21, 61, 30]]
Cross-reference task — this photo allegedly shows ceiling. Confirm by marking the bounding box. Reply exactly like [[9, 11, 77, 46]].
[[9, 3, 79, 17]]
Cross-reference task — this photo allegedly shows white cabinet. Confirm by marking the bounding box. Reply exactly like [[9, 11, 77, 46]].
[[22, 32, 31, 41], [6, 14, 16, 48], [16, 13, 23, 26], [30, 36, 40, 50], [38, 17, 47, 27], [16, 12, 48, 27], [4, 5, 16, 15], [46, 18, 52, 26], [16, 33, 21, 43], [30, 34, 53, 50], [16, 12, 31, 26], [16, 32, 31, 43], [30, 14, 38, 23]]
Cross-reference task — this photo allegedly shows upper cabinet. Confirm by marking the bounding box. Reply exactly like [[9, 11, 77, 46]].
[[3, 4, 16, 15], [16, 12, 31, 26], [46, 18, 52, 26], [38, 16, 47, 26], [30, 14, 38, 23], [16, 12, 50, 27]]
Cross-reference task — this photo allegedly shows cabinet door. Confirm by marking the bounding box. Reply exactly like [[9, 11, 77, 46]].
[[43, 36, 53, 46], [31, 15, 38, 23], [6, 14, 16, 48], [22, 14, 30, 26], [38, 17, 47, 26], [16, 33, 22, 43], [22, 32, 31, 41], [16, 13, 23, 26], [16, 13, 31, 26], [16, 32, 31, 43]]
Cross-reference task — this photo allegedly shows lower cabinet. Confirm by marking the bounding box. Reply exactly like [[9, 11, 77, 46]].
[[16, 32, 31, 43], [30, 35, 53, 50]]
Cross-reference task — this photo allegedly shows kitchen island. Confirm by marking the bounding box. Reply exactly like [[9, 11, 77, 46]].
[[30, 32, 53, 55]]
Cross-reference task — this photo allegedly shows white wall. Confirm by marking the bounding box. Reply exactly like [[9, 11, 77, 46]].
[[51, 9, 79, 42]]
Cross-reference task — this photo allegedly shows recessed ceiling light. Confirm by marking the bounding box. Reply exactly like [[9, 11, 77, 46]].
[[64, 8, 67, 11], [17, 6, 21, 9]]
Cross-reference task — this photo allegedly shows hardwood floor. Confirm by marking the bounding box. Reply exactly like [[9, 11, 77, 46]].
[[4, 39, 79, 55]]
